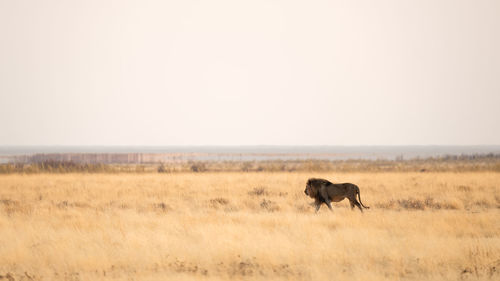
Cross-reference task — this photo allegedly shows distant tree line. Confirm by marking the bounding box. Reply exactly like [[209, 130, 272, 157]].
[[1, 154, 499, 174]]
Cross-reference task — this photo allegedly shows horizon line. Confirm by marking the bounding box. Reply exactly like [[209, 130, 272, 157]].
[[1, 144, 500, 148]]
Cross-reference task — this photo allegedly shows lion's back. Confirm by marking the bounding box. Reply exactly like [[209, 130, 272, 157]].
[[325, 183, 357, 197]]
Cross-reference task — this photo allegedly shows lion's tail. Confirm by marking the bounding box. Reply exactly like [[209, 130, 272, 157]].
[[357, 187, 370, 209]]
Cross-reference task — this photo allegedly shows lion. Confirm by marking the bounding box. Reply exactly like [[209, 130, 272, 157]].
[[304, 178, 370, 212]]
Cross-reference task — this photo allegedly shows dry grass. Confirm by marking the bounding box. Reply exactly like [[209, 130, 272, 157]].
[[0, 172, 499, 280]]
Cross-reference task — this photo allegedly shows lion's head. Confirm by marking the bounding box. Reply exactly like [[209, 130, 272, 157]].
[[304, 178, 319, 199]]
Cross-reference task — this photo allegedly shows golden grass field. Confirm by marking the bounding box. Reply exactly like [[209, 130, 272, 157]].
[[0, 172, 499, 280]]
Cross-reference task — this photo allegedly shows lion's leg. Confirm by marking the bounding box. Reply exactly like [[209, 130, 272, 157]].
[[318, 189, 333, 211], [315, 203, 321, 213], [349, 201, 355, 210], [325, 199, 333, 211], [353, 200, 363, 212]]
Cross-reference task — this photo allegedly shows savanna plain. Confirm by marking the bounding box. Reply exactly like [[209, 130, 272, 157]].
[[0, 172, 499, 281]]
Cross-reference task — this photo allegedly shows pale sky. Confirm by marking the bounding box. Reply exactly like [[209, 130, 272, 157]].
[[0, 0, 499, 146]]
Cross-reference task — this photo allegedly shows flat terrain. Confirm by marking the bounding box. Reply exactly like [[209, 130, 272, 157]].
[[0, 172, 499, 280]]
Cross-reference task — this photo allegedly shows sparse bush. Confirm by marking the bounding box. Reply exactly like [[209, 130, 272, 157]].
[[260, 199, 279, 212], [209, 198, 230, 210], [241, 162, 253, 172], [398, 198, 426, 210], [190, 162, 207, 172], [248, 187, 268, 196], [158, 163, 167, 173], [210, 198, 229, 205], [152, 202, 171, 212]]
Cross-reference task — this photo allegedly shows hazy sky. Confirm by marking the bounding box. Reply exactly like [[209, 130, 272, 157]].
[[1, 0, 499, 146]]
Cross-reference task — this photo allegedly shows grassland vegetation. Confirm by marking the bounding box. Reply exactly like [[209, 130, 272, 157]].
[[0, 172, 499, 280]]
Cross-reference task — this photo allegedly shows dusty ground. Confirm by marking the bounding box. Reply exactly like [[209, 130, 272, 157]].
[[0, 172, 499, 280]]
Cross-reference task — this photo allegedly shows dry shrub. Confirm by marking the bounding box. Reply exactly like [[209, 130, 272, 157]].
[[374, 199, 396, 209], [248, 187, 269, 196], [209, 198, 230, 210], [157, 163, 168, 173], [473, 199, 494, 208], [260, 199, 279, 212], [230, 260, 260, 276], [0, 273, 15, 281], [0, 199, 33, 215], [190, 162, 207, 172], [224, 258, 295, 278], [278, 192, 288, 197], [241, 162, 253, 172], [461, 249, 500, 279], [208, 197, 239, 212], [56, 201, 90, 209], [398, 198, 426, 210], [152, 202, 172, 212], [210, 198, 229, 205], [168, 259, 209, 275], [376, 197, 462, 210], [423, 197, 461, 210]]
